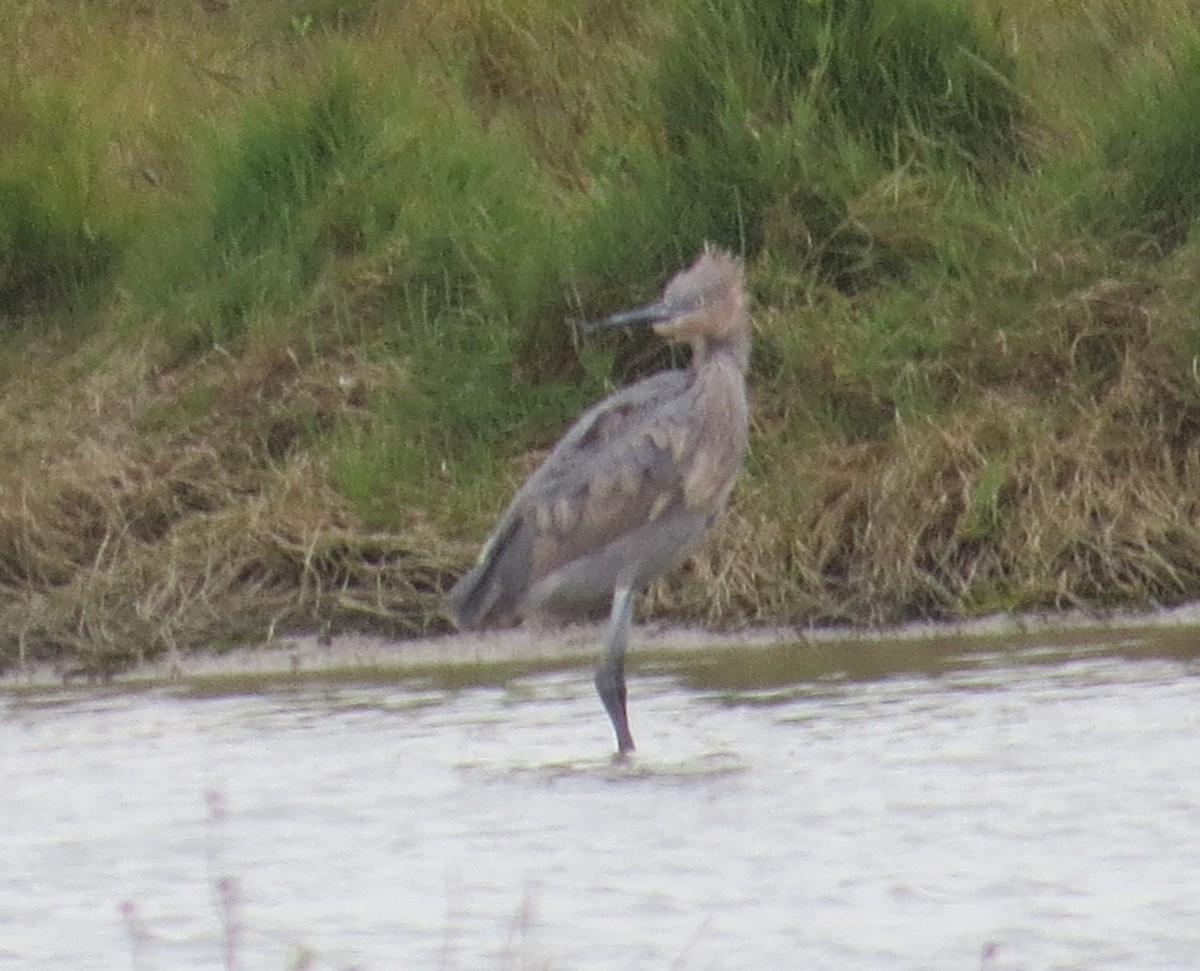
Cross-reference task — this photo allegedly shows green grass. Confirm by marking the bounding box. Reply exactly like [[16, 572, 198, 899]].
[[1096, 37, 1200, 252], [0, 78, 124, 316], [9, 0, 1200, 670]]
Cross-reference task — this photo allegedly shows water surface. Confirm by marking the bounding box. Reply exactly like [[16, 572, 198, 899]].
[[4, 625, 1200, 969]]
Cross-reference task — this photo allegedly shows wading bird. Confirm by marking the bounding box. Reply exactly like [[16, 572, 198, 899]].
[[443, 247, 750, 755]]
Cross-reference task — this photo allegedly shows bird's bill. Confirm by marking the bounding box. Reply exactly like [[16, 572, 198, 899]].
[[586, 301, 677, 332]]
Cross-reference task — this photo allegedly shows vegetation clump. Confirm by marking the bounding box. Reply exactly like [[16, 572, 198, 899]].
[[4, 0, 1200, 676]]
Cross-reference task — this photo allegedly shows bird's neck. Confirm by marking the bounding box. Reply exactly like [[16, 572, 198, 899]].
[[680, 340, 750, 511], [691, 334, 750, 373]]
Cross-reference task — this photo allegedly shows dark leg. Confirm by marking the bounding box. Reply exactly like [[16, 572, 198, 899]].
[[594, 586, 635, 756]]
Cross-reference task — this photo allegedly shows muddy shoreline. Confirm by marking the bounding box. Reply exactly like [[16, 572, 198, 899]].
[[6, 603, 1200, 695]]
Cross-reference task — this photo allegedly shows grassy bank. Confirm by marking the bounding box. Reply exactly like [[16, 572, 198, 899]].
[[5, 0, 1200, 676]]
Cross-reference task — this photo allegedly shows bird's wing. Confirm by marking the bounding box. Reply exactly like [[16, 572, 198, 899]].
[[519, 369, 692, 501], [444, 371, 697, 627], [520, 372, 699, 569]]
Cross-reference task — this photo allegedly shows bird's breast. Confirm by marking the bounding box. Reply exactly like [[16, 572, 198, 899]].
[[680, 359, 749, 511]]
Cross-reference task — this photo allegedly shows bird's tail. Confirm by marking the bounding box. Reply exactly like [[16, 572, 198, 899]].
[[442, 564, 492, 630], [442, 519, 524, 630]]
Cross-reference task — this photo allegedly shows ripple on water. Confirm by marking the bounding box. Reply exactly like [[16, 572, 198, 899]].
[[5, 625, 1200, 970], [463, 748, 749, 785]]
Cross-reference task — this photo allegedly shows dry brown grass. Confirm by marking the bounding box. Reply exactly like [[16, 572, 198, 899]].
[[641, 263, 1200, 631], [9, 0, 1200, 677], [7, 255, 1200, 677], [4, 455, 459, 677], [0, 334, 462, 677], [650, 382, 1200, 631]]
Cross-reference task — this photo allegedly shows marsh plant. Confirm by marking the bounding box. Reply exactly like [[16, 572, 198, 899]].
[[5, 0, 1200, 674]]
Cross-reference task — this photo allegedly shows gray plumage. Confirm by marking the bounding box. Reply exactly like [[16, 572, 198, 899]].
[[444, 247, 751, 755]]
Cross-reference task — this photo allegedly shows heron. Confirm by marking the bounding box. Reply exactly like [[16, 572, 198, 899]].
[[443, 246, 750, 755]]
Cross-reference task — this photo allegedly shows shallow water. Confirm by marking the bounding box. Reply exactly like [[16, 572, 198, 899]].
[[4, 626, 1200, 970]]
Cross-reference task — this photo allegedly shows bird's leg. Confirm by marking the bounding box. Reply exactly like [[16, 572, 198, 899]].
[[594, 585, 636, 756]]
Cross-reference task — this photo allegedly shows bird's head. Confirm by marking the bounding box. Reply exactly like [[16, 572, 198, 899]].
[[587, 246, 749, 367]]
